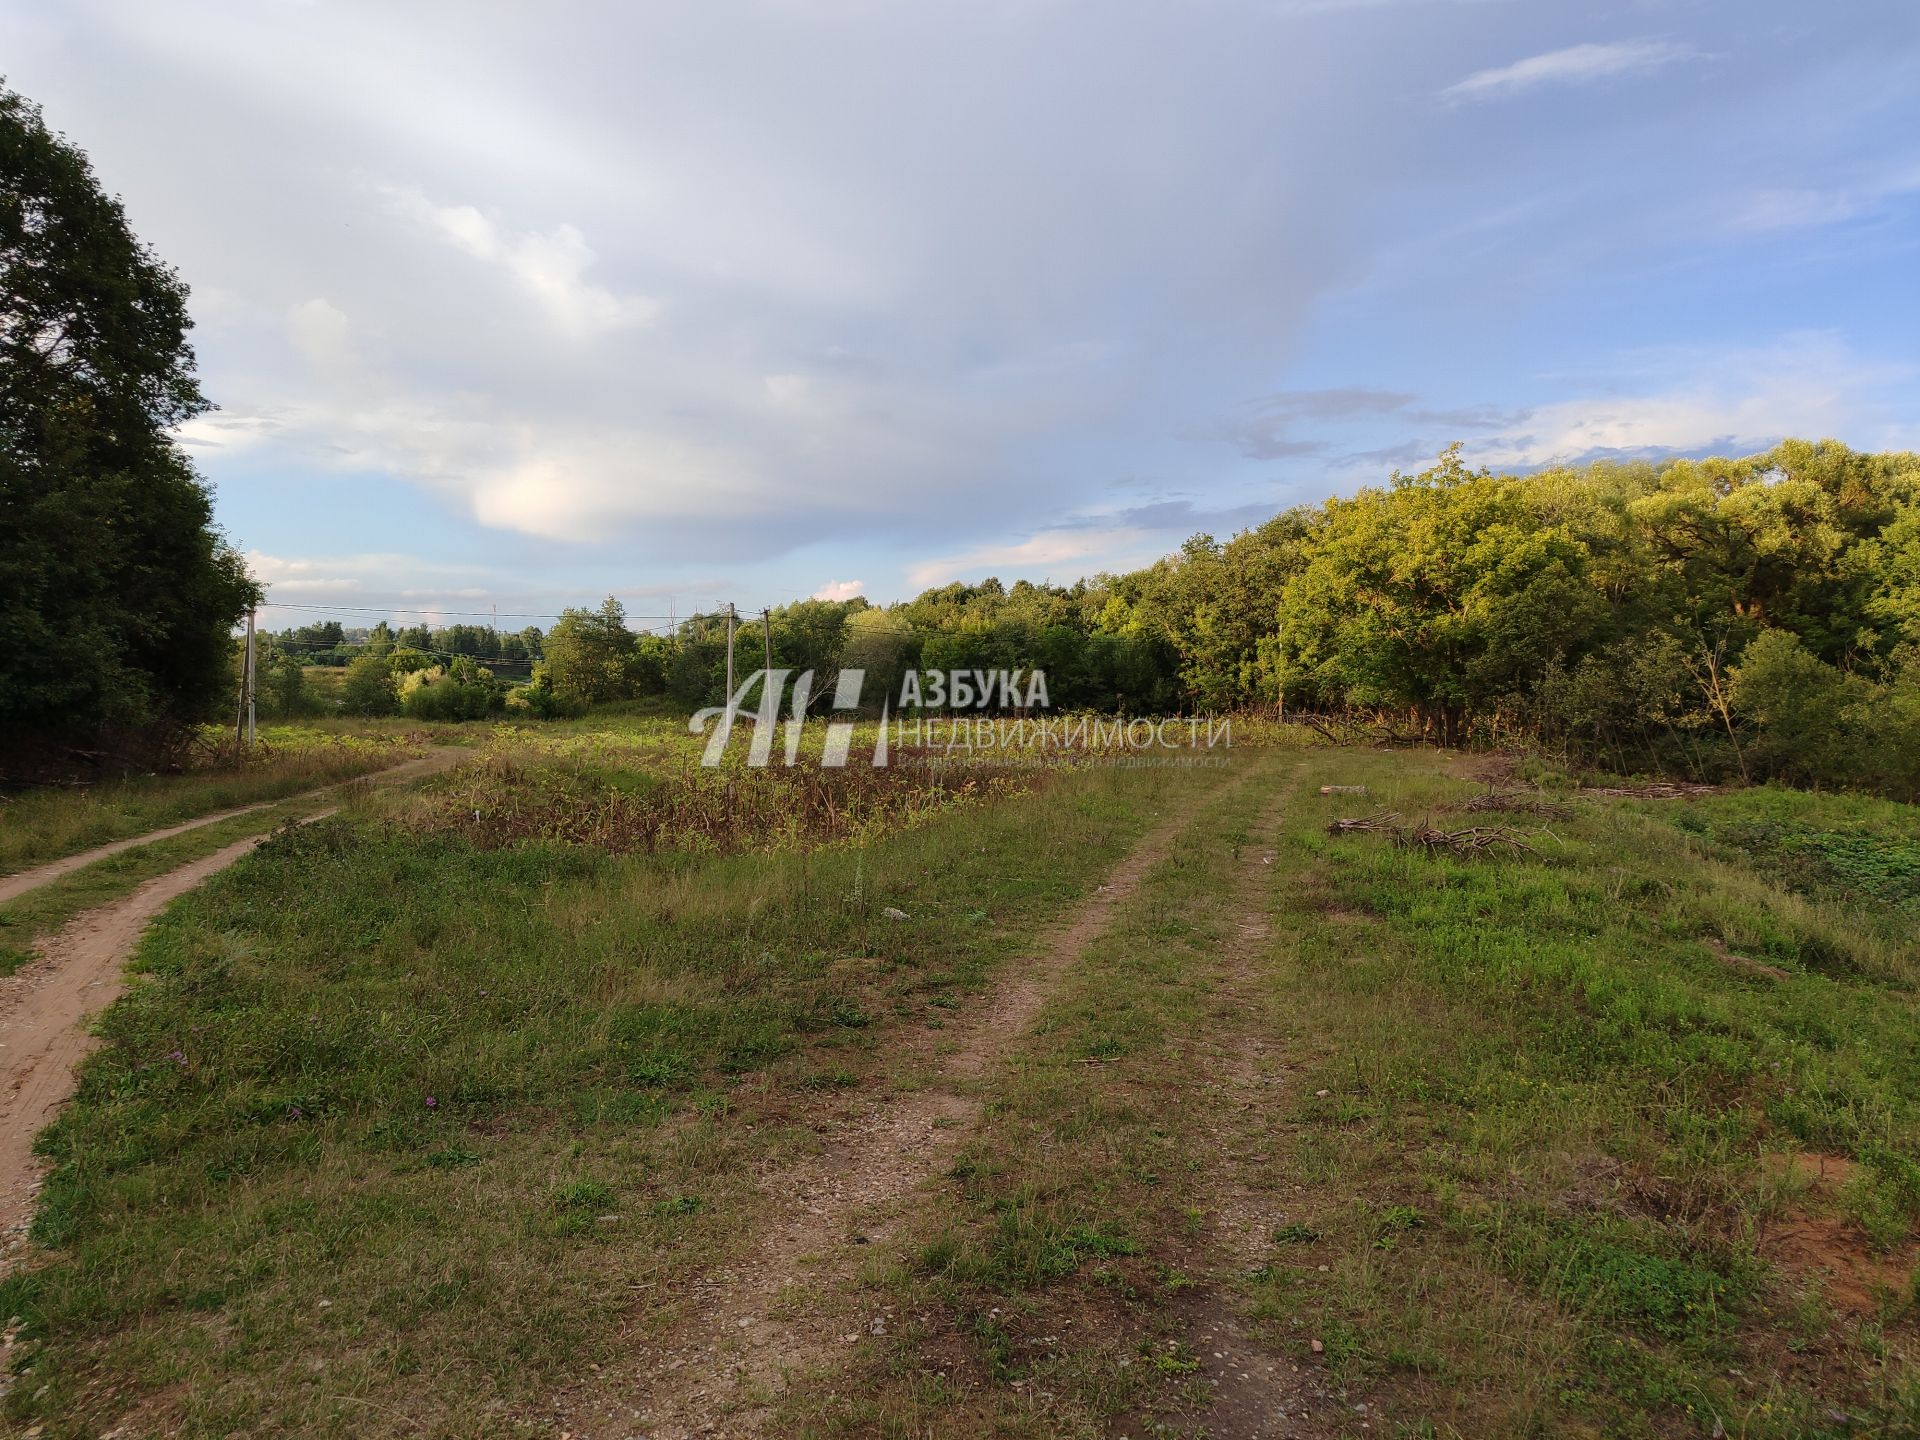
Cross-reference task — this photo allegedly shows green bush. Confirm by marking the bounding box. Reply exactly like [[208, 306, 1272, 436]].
[[397, 662, 502, 722], [1733, 631, 1920, 799], [340, 656, 398, 717]]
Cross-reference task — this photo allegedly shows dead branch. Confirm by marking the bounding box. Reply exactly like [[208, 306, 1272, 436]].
[[1581, 782, 1718, 800], [1327, 811, 1402, 836], [1444, 787, 1572, 820], [1395, 823, 1538, 857]]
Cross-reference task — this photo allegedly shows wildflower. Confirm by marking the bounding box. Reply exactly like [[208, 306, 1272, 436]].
[[425, 1096, 438, 1109]]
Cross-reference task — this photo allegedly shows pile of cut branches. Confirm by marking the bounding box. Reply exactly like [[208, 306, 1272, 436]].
[[1394, 822, 1538, 857], [1328, 810, 1538, 858], [1326, 811, 1401, 836], [1445, 787, 1572, 820], [1581, 781, 1717, 800]]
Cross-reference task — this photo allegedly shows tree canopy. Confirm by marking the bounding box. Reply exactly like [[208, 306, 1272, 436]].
[[0, 83, 254, 773]]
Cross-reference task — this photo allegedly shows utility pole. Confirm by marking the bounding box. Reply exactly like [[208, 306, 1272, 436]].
[[762, 607, 773, 679], [234, 620, 247, 744], [244, 608, 257, 746], [724, 603, 737, 712]]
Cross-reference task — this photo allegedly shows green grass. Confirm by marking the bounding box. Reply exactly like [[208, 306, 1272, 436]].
[[783, 751, 1920, 1438], [1239, 754, 1920, 1437], [0, 755, 1194, 1438], [5, 737, 1916, 1438], [0, 797, 337, 976], [1672, 784, 1920, 922]]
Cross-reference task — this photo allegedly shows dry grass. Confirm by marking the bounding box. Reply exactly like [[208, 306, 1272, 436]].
[[406, 746, 1058, 856]]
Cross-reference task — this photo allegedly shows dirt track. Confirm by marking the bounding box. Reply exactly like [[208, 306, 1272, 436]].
[[553, 769, 1252, 1439], [0, 746, 468, 906], [0, 746, 469, 1267]]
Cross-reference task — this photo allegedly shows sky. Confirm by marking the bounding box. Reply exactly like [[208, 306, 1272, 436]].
[[6, 0, 1920, 630]]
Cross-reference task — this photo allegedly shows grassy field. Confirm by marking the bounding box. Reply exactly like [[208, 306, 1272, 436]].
[[0, 723, 1915, 1437], [0, 727, 432, 876]]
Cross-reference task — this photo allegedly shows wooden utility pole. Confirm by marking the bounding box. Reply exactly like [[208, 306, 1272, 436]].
[[234, 622, 247, 744], [243, 608, 257, 746], [724, 603, 737, 709]]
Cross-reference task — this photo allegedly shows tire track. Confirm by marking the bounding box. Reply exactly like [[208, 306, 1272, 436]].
[[1149, 764, 1357, 1439], [574, 771, 1247, 1439]]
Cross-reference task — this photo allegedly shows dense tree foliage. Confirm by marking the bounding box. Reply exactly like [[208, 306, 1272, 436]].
[[246, 439, 1920, 801], [0, 84, 254, 773]]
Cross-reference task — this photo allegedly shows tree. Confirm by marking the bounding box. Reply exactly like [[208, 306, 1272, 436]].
[[1276, 449, 1599, 744], [341, 655, 398, 717], [0, 83, 255, 772], [839, 607, 916, 711], [544, 597, 637, 704]]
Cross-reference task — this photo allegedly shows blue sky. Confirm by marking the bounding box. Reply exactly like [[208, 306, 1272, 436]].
[[6, 0, 1918, 629]]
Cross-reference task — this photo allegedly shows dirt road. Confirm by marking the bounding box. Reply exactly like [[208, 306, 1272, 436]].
[[0, 746, 468, 906], [0, 745, 470, 1267]]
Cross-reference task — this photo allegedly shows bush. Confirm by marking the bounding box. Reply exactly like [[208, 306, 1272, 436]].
[[1733, 631, 1920, 799], [341, 656, 398, 717], [398, 662, 502, 722], [505, 665, 586, 720]]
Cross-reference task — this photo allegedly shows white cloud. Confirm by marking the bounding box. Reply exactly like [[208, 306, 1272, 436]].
[[907, 527, 1153, 590], [1732, 166, 1920, 233], [1465, 335, 1919, 468], [381, 185, 657, 335], [285, 298, 356, 370], [1443, 40, 1694, 100], [811, 580, 866, 601], [174, 409, 282, 454]]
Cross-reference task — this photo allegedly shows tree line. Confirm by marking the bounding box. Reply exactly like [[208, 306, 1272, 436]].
[[266, 437, 1919, 798]]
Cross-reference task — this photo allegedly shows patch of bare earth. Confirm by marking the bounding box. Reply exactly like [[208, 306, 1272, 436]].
[[1760, 1152, 1919, 1318], [1118, 774, 1357, 1440], [1706, 938, 1791, 983], [543, 784, 1228, 1440]]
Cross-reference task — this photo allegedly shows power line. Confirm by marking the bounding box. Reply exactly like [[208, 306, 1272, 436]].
[[258, 600, 689, 622]]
